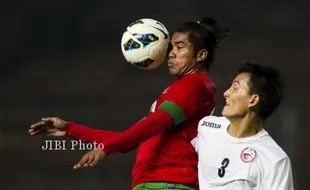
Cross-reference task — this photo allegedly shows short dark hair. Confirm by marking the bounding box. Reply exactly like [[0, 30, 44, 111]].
[[172, 17, 231, 72], [237, 62, 284, 121]]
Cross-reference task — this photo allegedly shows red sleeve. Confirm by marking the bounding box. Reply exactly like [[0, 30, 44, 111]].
[[102, 109, 173, 155], [101, 76, 214, 155], [66, 122, 120, 144]]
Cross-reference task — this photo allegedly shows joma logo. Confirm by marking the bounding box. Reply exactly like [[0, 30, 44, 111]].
[[201, 121, 221, 128]]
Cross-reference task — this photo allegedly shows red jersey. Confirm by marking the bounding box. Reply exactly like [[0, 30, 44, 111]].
[[66, 73, 216, 189], [131, 73, 215, 188]]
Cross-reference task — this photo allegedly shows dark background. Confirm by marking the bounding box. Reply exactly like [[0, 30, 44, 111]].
[[0, 0, 308, 189]]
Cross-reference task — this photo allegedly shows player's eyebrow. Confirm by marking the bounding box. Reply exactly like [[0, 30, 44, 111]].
[[174, 41, 185, 45], [232, 80, 240, 85]]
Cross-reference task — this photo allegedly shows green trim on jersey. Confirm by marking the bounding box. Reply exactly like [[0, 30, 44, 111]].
[[133, 182, 198, 190], [158, 100, 186, 126]]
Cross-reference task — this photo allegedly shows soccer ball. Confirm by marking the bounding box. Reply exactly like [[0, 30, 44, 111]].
[[121, 18, 169, 70]]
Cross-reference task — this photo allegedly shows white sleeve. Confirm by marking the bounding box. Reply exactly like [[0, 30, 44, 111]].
[[191, 137, 198, 153], [263, 157, 294, 190]]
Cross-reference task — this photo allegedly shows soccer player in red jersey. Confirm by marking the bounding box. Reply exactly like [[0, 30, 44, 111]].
[[29, 17, 231, 190]]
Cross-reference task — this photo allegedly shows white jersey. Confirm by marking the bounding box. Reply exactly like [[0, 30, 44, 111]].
[[192, 116, 294, 190]]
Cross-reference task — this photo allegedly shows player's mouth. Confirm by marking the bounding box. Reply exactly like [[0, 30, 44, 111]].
[[167, 62, 173, 67], [225, 101, 230, 107]]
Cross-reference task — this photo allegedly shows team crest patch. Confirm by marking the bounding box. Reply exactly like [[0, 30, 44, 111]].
[[240, 147, 257, 163]]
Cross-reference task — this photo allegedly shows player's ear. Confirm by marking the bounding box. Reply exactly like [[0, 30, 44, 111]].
[[248, 94, 260, 108], [197, 49, 208, 62]]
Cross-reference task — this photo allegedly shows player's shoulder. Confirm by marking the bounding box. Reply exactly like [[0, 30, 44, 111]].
[[258, 141, 291, 173], [199, 115, 230, 123], [256, 132, 290, 163], [198, 116, 230, 130], [174, 73, 214, 89]]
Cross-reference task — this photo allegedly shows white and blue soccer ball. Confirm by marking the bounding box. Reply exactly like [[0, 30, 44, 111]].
[[121, 18, 169, 70]]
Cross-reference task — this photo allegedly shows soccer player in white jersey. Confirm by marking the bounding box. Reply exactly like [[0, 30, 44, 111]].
[[193, 62, 294, 190]]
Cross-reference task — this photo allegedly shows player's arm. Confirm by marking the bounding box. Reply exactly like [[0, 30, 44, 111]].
[[66, 122, 121, 144], [102, 78, 212, 155], [262, 157, 294, 190], [29, 117, 121, 143]]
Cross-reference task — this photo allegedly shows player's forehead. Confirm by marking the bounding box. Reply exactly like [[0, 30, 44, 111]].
[[232, 72, 251, 88], [171, 32, 191, 45]]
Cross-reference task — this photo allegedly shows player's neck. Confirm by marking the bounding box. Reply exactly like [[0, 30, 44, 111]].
[[227, 114, 263, 138], [180, 66, 207, 78]]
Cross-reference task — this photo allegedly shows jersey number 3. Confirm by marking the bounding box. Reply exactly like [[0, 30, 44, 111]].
[[218, 158, 230, 178]]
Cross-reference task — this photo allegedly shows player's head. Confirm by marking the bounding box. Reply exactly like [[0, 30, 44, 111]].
[[222, 62, 284, 121], [167, 17, 231, 77]]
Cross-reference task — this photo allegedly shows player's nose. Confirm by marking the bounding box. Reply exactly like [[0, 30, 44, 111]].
[[223, 89, 229, 98], [168, 48, 176, 58]]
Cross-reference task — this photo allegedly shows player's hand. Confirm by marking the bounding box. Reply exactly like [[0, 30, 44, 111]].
[[73, 149, 106, 169], [28, 117, 68, 137]]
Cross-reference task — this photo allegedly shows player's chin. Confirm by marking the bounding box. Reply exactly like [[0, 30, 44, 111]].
[[169, 68, 181, 77], [168, 68, 177, 75], [221, 107, 229, 117]]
